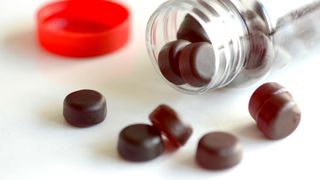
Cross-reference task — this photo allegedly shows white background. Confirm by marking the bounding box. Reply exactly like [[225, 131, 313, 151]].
[[0, 0, 319, 179]]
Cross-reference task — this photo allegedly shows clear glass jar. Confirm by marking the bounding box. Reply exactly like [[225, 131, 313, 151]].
[[146, 0, 320, 94]]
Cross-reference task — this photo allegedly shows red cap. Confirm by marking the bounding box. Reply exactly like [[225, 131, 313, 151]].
[[36, 0, 130, 57]]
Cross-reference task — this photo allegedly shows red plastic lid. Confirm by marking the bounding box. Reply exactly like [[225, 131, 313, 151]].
[[36, 0, 130, 57]]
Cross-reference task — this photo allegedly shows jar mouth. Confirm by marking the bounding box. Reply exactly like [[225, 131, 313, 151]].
[[146, 0, 248, 94]]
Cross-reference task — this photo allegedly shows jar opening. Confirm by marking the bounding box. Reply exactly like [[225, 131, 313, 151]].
[[146, 0, 249, 94]]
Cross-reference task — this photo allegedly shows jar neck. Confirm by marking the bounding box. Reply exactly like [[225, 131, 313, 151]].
[[146, 0, 250, 94]]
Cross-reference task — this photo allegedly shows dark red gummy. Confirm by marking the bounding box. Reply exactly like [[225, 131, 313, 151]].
[[149, 105, 192, 147], [244, 12, 267, 33], [158, 40, 190, 85], [196, 132, 242, 170], [177, 14, 210, 43], [249, 82, 290, 119], [249, 82, 301, 139], [245, 31, 274, 70], [63, 89, 107, 127], [179, 42, 215, 87], [243, 10, 256, 20], [117, 124, 164, 162]]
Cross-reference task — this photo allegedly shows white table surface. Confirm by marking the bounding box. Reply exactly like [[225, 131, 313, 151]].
[[1, 0, 319, 179]]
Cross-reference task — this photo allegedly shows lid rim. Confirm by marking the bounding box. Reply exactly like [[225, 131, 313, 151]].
[[36, 0, 130, 58]]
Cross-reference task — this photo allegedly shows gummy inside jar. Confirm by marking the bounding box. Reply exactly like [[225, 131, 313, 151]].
[[158, 15, 215, 89]]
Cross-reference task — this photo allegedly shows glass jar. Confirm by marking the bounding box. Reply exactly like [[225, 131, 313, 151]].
[[146, 0, 320, 94]]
